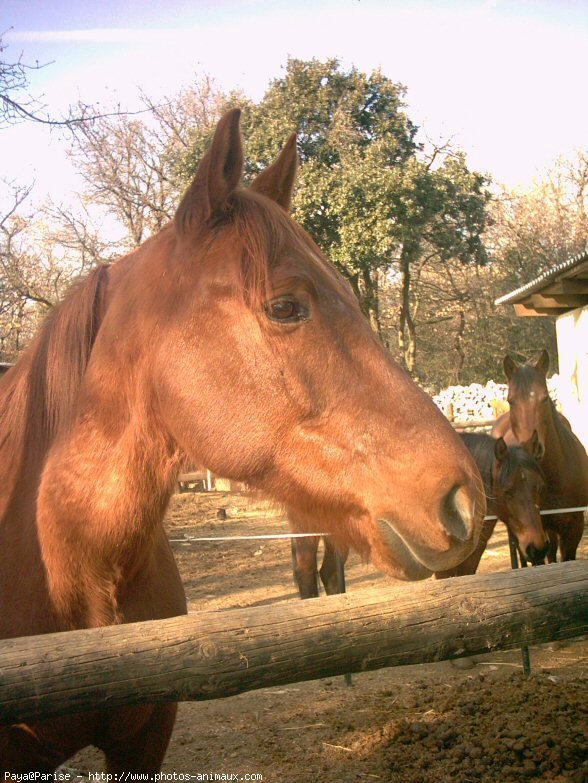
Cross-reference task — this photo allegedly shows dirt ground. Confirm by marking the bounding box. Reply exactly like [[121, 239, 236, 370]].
[[71, 490, 588, 782]]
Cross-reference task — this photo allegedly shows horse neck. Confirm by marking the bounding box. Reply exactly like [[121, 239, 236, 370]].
[[541, 399, 567, 472], [0, 268, 107, 513], [36, 386, 182, 629], [460, 434, 496, 515]]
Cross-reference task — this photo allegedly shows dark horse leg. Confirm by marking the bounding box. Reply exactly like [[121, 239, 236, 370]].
[[545, 527, 559, 562], [548, 513, 585, 562], [0, 728, 70, 772], [291, 537, 321, 598], [317, 538, 353, 687], [319, 538, 349, 595], [0, 705, 176, 772], [292, 537, 350, 599], [101, 704, 177, 772]]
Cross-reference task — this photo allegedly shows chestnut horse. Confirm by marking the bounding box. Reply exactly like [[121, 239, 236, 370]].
[[292, 432, 546, 597], [0, 110, 484, 771], [492, 350, 588, 562]]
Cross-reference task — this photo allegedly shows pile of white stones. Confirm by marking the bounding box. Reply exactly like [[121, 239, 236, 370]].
[[433, 376, 561, 423]]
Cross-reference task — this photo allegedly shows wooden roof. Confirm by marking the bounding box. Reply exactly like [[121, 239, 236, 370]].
[[494, 249, 588, 316]]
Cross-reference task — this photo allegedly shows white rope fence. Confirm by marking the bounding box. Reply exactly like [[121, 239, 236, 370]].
[[484, 505, 588, 522], [169, 532, 329, 543], [169, 506, 587, 543]]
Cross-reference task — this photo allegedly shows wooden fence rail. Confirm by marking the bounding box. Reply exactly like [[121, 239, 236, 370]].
[[0, 561, 586, 725]]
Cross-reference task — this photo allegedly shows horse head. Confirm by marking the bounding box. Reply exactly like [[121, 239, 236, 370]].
[[37, 110, 486, 623], [504, 350, 550, 460], [493, 437, 548, 565]]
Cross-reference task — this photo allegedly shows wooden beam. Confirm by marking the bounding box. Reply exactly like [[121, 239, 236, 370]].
[[530, 293, 588, 309], [513, 304, 552, 317], [0, 562, 586, 724], [543, 279, 588, 295]]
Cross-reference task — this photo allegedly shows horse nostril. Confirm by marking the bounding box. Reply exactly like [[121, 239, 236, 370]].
[[441, 485, 473, 542], [525, 543, 548, 566]]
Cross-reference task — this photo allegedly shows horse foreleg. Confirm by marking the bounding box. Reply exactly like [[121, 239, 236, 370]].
[[101, 704, 177, 773], [555, 513, 585, 562], [319, 539, 349, 595], [291, 537, 320, 599], [545, 528, 559, 562], [0, 726, 67, 772]]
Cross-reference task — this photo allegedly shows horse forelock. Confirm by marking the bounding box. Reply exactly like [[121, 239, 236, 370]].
[[217, 189, 357, 310], [510, 364, 547, 396], [0, 265, 109, 474], [500, 444, 544, 485]]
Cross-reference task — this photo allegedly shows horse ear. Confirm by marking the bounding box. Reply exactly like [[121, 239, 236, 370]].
[[175, 108, 244, 234], [535, 349, 549, 376], [503, 355, 518, 380], [249, 133, 298, 211], [494, 437, 508, 463]]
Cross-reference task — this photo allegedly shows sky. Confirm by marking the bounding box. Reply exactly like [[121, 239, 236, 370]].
[[2, 0, 588, 211]]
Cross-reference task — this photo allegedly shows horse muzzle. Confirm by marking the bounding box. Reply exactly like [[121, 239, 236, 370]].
[[523, 541, 549, 566], [375, 482, 484, 579]]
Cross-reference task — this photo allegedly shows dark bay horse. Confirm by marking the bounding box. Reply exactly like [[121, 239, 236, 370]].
[[292, 432, 546, 597], [435, 432, 547, 579], [492, 350, 588, 562], [0, 110, 485, 771]]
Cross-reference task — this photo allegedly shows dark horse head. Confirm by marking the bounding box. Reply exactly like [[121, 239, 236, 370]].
[[492, 437, 548, 565], [460, 432, 547, 565], [503, 350, 551, 461]]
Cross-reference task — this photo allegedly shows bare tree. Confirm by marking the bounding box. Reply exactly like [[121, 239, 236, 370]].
[[67, 79, 230, 248], [1, 31, 147, 129], [0, 182, 121, 359]]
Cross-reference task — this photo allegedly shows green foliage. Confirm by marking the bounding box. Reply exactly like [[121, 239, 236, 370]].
[[243, 59, 419, 290], [261, 63, 488, 350], [174, 58, 493, 367], [243, 58, 417, 168]]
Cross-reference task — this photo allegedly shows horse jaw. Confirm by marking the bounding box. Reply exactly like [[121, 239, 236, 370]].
[[373, 519, 433, 580]]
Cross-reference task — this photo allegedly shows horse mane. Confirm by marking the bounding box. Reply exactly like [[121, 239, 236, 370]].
[[460, 431, 543, 497], [498, 443, 544, 484], [547, 396, 571, 439], [459, 432, 496, 497], [0, 265, 109, 479]]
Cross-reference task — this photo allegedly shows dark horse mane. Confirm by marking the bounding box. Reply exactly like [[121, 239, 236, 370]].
[[460, 431, 543, 502]]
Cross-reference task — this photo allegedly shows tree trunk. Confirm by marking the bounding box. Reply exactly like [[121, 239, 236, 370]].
[[361, 267, 382, 338], [399, 246, 417, 373], [454, 309, 466, 384]]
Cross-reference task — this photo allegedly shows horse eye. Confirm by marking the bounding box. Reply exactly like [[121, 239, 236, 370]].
[[265, 297, 308, 324]]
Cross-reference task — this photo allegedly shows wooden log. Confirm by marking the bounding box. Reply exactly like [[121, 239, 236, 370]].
[[0, 562, 586, 724]]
